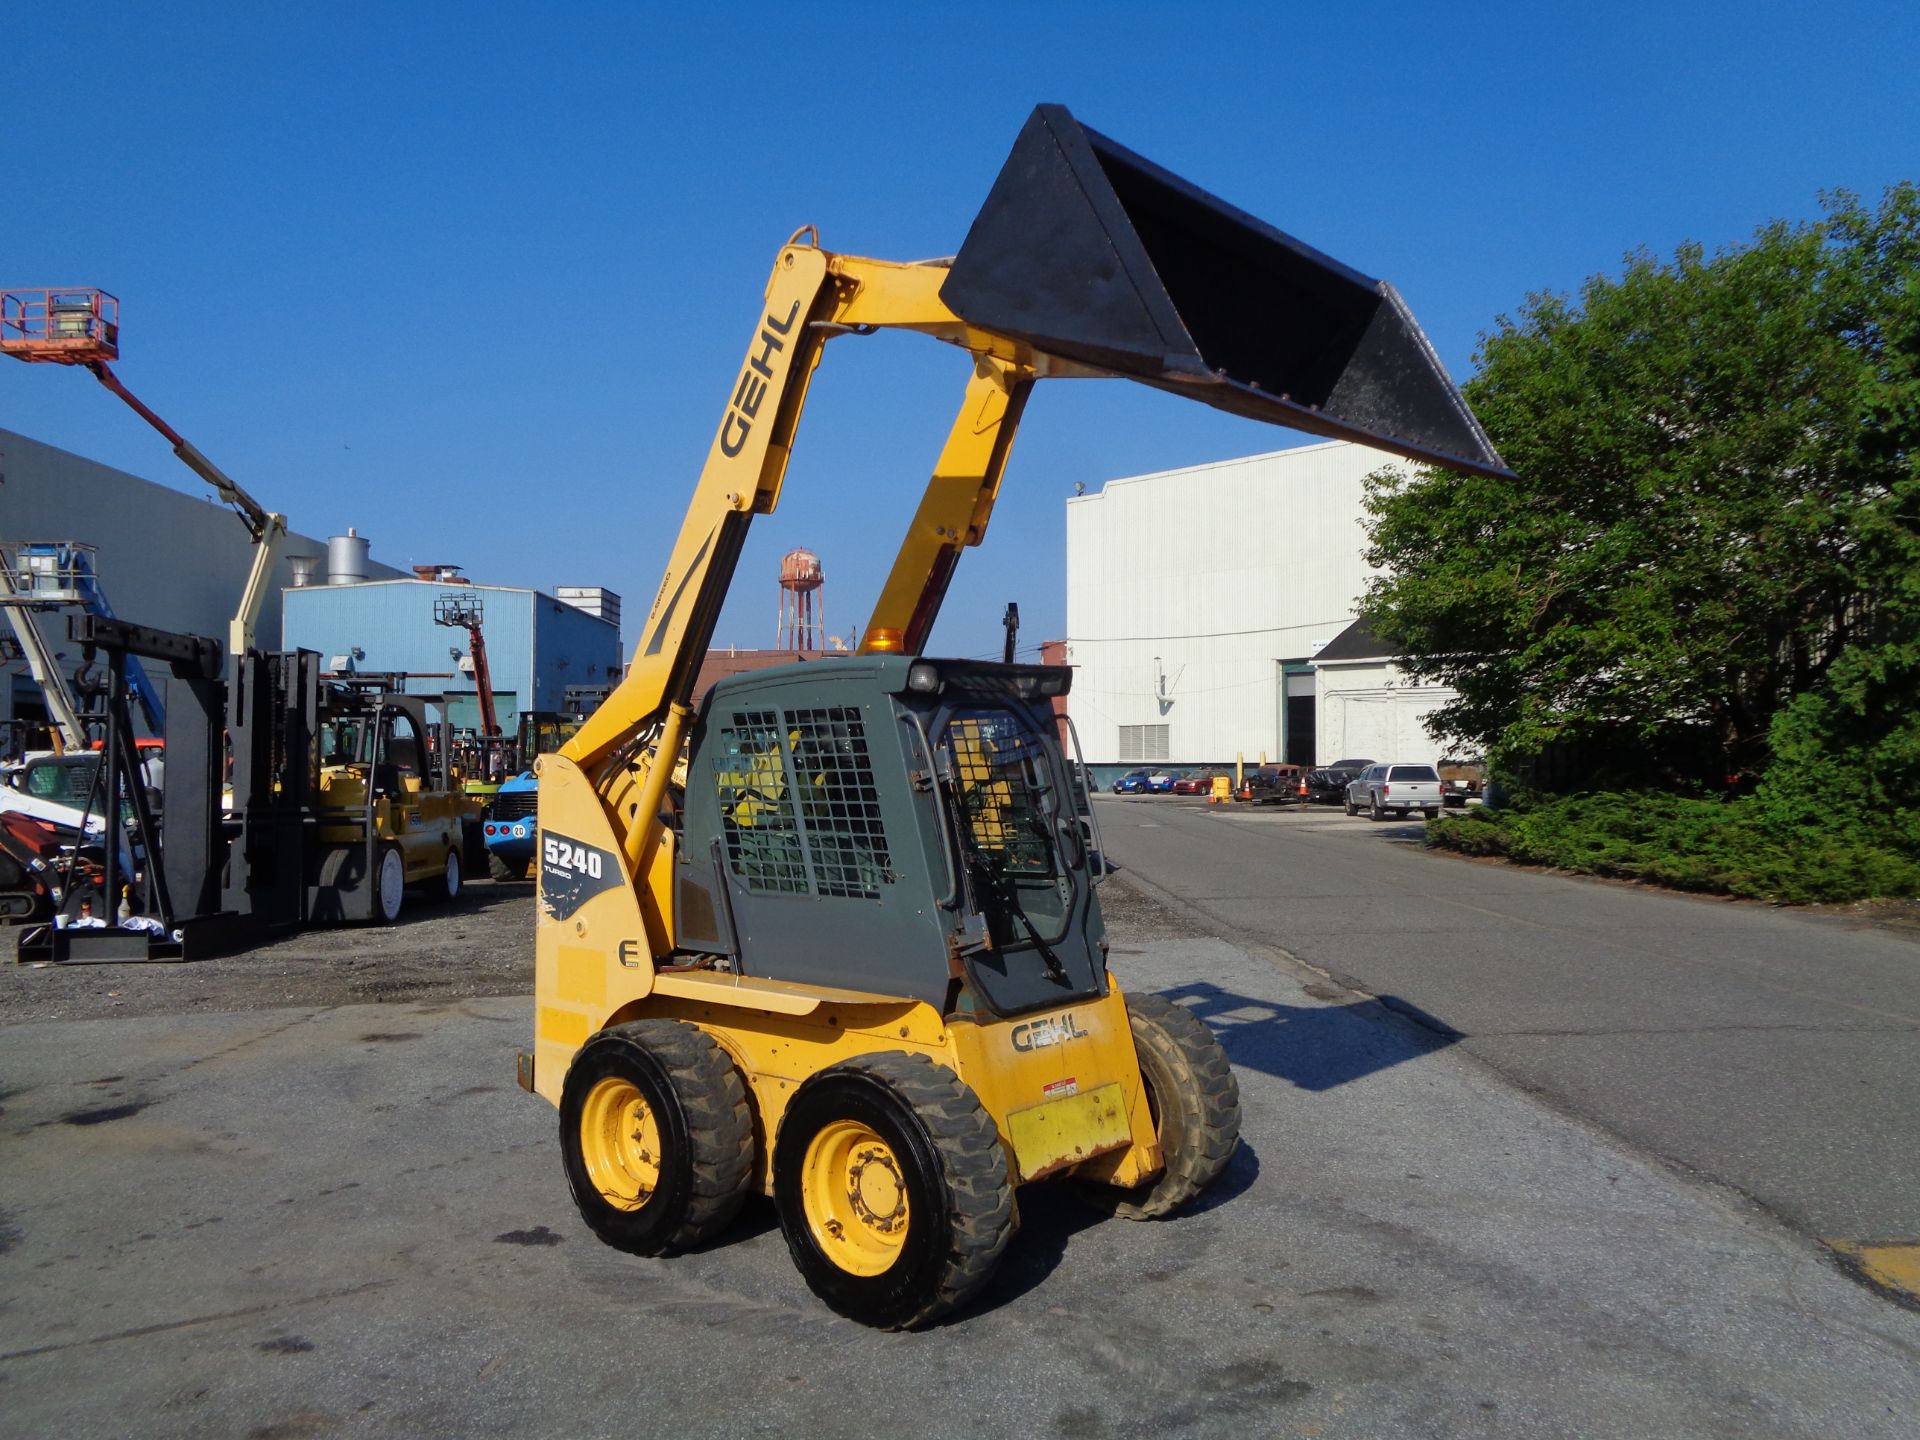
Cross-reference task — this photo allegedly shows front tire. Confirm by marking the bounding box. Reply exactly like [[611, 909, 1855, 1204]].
[[559, 1020, 754, 1256], [1344, 795, 1358, 816], [1073, 992, 1241, 1220], [773, 1052, 1013, 1330]]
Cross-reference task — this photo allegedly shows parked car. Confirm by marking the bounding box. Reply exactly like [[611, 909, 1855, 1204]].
[[1170, 771, 1217, 795], [1305, 758, 1376, 805], [1439, 758, 1485, 807], [1112, 768, 1154, 794], [1145, 769, 1179, 793], [1239, 764, 1307, 804], [1344, 762, 1444, 820]]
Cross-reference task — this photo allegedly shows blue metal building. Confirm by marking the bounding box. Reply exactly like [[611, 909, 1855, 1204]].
[[282, 580, 621, 729]]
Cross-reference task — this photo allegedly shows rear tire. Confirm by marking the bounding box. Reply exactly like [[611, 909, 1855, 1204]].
[[1369, 795, 1384, 821], [431, 847, 462, 902], [489, 852, 530, 882], [1424, 808, 1440, 820], [1072, 992, 1240, 1220], [773, 1052, 1013, 1330], [374, 845, 406, 924], [559, 1020, 754, 1256]]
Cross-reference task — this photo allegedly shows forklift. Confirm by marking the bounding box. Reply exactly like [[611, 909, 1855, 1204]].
[[224, 662, 483, 928], [525, 105, 1507, 1327]]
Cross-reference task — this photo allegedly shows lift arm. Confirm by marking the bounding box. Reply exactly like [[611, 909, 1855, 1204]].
[[553, 104, 1513, 948], [559, 246, 1032, 874], [85, 361, 290, 658], [466, 621, 500, 738], [858, 355, 1032, 656]]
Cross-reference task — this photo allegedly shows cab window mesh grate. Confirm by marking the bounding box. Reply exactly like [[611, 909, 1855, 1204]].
[[714, 710, 808, 894], [786, 706, 891, 899], [712, 705, 891, 899]]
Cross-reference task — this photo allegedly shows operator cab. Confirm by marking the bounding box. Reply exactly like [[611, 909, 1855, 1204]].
[[315, 691, 443, 797], [674, 655, 1106, 1019]]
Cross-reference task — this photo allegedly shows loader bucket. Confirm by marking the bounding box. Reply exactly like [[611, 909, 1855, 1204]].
[[941, 105, 1511, 479]]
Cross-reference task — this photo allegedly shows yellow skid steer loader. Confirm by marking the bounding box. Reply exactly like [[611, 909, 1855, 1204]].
[[521, 105, 1506, 1328]]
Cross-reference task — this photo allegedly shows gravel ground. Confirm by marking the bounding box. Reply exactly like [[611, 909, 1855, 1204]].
[[0, 874, 1187, 1024], [0, 882, 538, 1024]]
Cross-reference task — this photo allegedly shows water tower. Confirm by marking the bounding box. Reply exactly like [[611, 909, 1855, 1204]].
[[777, 548, 824, 651]]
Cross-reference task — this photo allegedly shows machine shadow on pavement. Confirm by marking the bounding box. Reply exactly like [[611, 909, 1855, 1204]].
[[951, 1140, 1265, 1323], [1159, 981, 1457, 1093]]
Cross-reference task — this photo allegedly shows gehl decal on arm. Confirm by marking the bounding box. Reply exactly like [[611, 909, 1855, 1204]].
[[719, 300, 801, 458]]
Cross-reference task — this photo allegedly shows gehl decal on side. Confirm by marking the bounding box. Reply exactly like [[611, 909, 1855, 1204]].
[[718, 299, 801, 458], [1010, 1014, 1091, 1052]]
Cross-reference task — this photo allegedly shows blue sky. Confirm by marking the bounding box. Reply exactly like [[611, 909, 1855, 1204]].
[[4, 2, 1915, 661]]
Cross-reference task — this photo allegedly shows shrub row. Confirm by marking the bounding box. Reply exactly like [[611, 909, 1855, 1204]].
[[1425, 792, 1920, 904]]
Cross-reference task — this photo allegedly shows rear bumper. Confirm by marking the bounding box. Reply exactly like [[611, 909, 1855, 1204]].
[[483, 821, 536, 861]]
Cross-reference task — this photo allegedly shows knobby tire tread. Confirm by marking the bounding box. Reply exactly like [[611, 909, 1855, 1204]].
[[1083, 991, 1241, 1220], [832, 1052, 1015, 1328], [599, 1019, 755, 1250]]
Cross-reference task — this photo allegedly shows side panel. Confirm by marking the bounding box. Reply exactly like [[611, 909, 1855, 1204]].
[[624, 986, 1159, 1194], [531, 754, 660, 1104], [948, 984, 1159, 1185], [627, 994, 943, 1194]]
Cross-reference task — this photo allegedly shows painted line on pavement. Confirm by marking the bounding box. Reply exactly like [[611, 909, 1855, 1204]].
[[1826, 1241, 1920, 1308]]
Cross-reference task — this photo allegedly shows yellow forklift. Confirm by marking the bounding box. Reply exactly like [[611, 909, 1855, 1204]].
[[523, 105, 1507, 1327], [307, 680, 479, 923]]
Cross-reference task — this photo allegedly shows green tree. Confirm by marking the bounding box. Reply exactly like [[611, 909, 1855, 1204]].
[[1755, 188, 1920, 843], [1362, 184, 1920, 785]]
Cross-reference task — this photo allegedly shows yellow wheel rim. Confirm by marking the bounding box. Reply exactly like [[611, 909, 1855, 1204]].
[[579, 1075, 662, 1212], [801, 1119, 910, 1276]]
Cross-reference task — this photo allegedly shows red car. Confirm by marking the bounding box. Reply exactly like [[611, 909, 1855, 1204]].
[[1170, 771, 1217, 795]]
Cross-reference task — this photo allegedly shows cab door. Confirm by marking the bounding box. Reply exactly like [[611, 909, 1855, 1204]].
[[933, 702, 1106, 1016], [374, 707, 436, 876]]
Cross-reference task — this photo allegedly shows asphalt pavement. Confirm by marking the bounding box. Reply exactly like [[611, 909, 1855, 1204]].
[[1096, 796, 1920, 1294], [5, 918, 1919, 1437]]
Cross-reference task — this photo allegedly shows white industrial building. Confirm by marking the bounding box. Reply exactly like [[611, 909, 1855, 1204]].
[[1064, 439, 1457, 769]]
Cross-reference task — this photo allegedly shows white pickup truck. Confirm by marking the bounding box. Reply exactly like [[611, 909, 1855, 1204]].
[[1343, 762, 1445, 820]]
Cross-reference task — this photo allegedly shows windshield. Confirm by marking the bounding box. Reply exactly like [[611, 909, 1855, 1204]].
[[523, 715, 582, 759], [1389, 765, 1439, 781], [942, 707, 1071, 946], [25, 759, 98, 805], [319, 717, 372, 767]]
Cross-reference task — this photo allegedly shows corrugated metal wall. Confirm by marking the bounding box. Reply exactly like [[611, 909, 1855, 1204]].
[[531, 590, 623, 712], [283, 580, 619, 720]]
